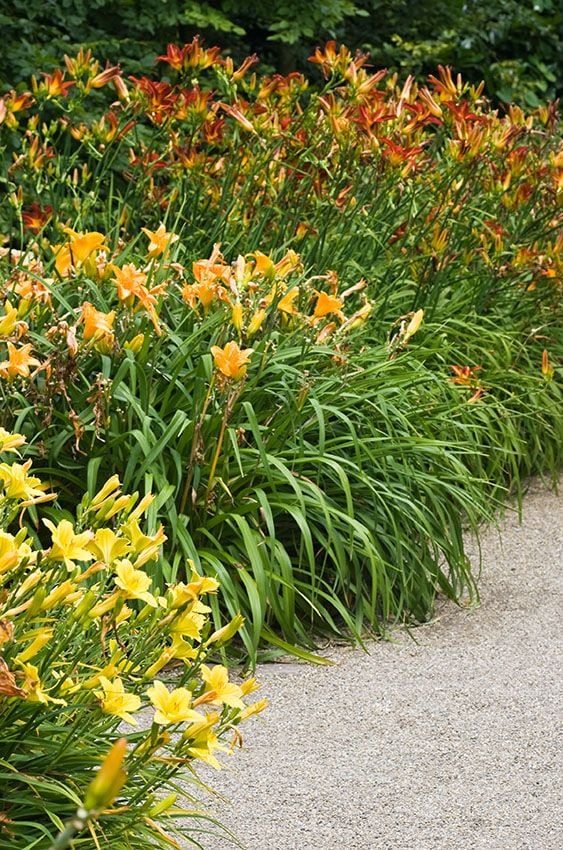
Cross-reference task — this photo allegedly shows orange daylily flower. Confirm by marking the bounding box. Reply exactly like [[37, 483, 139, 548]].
[[450, 365, 484, 402], [181, 247, 231, 309], [252, 250, 301, 281], [141, 223, 179, 258], [252, 251, 276, 279], [13, 275, 52, 306], [312, 291, 344, 320], [276, 287, 300, 316], [112, 263, 165, 334], [112, 263, 148, 302], [450, 365, 481, 386], [81, 302, 116, 352], [210, 341, 253, 380], [181, 280, 228, 310], [22, 203, 53, 234], [54, 230, 106, 276], [192, 257, 231, 287], [0, 342, 41, 380], [32, 69, 75, 99]]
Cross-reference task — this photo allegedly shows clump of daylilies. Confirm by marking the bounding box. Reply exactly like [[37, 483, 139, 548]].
[[185, 244, 373, 385], [0, 429, 266, 846], [0, 229, 372, 422]]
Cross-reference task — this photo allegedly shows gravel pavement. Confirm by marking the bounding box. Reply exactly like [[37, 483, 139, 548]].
[[194, 479, 562, 850]]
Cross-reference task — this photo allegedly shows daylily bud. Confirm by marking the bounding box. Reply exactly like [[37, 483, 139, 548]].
[[149, 793, 177, 817], [84, 738, 127, 812], [124, 333, 145, 354], [247, 308, 266, 336], [231, 301, 243, 332], [404, 308, 424, 342], [90, 474, 122, 508], [206, 613, 245, 646]]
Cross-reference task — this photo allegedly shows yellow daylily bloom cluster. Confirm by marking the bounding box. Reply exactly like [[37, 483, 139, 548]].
[[0, 429, 267, 787]]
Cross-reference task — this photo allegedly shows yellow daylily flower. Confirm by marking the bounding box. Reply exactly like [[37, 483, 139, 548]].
[[240, 675, 261, 696], [231, 300, 243, 332], [96, 675, 141, 725], [0, 530, 22, 574], [182, 711, 226, 769], [170, 600, 210, 640], [247, 307, 266, 336], [0, 460, 52, 504], [0, 301, 18, 336], [187, 733, 225, 770], [146, 679, 201, 726], [19, 662, 66, 704], [114, 559, 157, 607], [88, 528, 131, 564], [90, 474, 121, 508], [0, 428, 26, 454], [43, 518, 94, 571], [41, 579, 82, 610], [403, 308, 424, 342], [168, 570, 219, 609], [120, 519, 166, 566], [197, 664, 245, 709], [206, 613, 245, 646]]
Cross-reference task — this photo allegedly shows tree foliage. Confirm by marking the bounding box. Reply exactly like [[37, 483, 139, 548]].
[[1, 1, 560, 103]]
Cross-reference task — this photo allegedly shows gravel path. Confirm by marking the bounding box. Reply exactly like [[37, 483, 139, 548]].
[[196, 480, 562, 850]]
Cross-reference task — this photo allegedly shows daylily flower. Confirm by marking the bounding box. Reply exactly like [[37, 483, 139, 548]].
[[112, 263, 165, 334], [206, 613, 245, 646], [541, 350, 554, 380], [43, 518, 94, 570], [0, 342, 41, 380], [0, 301, 19, 336], [247, 308, 266, 336], [403, 309, 424, 342], [196, 664, 245, 709], [96, 676, 141, 724], [231, 300, 243, 332], [147, 679, 201, 725], [0, 428, 25, 454], [211, 341, 253, 380], [21, 203, 53, 233], [169, 602, 209, 640], [0, 530, 22, 574], [120, 518, 166, 565], [181, 280, 228, 310], [0, 460, 52, 504], [276, 287, 300, 316], [114, 559, 157, 607], [88, 528, 131, 564], [81, 302, 115, 352], [32, 69, 75, 99], [54, 230, 105, 277], [183, 711, 226, 769], [141, 223, 179, 258], [14, 628, 53, 664], [312, 291, 344, 320]]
